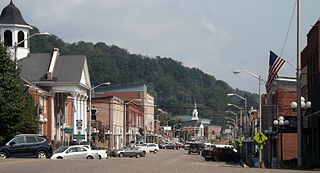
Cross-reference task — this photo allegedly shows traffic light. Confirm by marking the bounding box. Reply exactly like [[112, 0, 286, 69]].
[[91, 109, 97, 121]]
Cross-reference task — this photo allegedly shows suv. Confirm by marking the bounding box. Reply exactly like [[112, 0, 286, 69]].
[[0, 134, 53, 159], [188, 143, 201, 155]]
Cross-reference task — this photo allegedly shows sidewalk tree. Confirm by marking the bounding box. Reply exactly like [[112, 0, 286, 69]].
[[0, 43, 37, 144]]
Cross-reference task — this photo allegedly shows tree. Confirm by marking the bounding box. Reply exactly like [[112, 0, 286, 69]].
[[0, 43, 37, 144]]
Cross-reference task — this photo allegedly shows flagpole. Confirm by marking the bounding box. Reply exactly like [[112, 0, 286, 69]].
[[296, 0, 302, 168]]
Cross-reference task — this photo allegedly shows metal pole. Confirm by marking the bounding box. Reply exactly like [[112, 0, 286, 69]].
[[89, 88, 92, 145], [258, 75, 263, 167], [296, 0, 302, 167], [123, 103, 127, 147]]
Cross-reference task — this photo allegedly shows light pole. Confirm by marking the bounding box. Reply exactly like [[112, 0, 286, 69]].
[[88, 82, 111, 145], [123, 98, 142, 146], [227, 103, 243, 138], [14, 32, 50, 61], [227, 93, 247, 135], [233, 69, 264, 167], [225, 110, 238, 139]]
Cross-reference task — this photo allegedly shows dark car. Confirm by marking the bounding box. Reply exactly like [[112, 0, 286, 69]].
[[202, 147, 240, 162], [0, 134, 53, 159], [188, 143, 201, 155]]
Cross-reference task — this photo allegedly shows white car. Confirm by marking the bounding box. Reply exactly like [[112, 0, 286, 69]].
[[137, 143, 159, 154], [81, 145, 108, 159], [51, 145, 100, 159]]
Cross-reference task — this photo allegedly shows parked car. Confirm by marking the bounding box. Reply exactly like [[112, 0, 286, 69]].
[[81, 145, 108, 159], [0, 134, 53, 159], [188, 143, 201, 155], [117, 146, 145, 158], [175, 142, 184, 150], [202, 145, 240, 162], [51, 145, 100, 159], [109, 147, 126, 157], [137, 143, 159, 153]]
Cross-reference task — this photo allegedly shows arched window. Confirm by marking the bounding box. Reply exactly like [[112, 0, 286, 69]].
[[4, 30, 12, 47], [18, 31, 25, 47]]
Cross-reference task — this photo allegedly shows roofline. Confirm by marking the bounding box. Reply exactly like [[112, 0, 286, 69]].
[[34, 82, 90, 89], [0, 23, 32, 29]]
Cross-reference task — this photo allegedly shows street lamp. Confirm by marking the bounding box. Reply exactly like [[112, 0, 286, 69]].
[[88, 82, 111, 145], [39, 115, 48, 135], [123, 98, 142, 146], [233, 69, 264, 167], [227, 93, 247, 135], [14, 32, 50, 61], [227, 103, 243, 137], [225, 110, 238, 139]]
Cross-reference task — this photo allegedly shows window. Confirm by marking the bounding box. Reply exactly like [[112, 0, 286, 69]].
[[26, 137, 37, 143], [36, 137, 46, 143], [12, 137, 25, 144], [18, 31, 24, 47], [4, 30, 12, 47]]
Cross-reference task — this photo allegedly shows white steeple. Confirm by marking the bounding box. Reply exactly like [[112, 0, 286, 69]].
[[0, 0, 32, 61], [191, 101, 199, 121]]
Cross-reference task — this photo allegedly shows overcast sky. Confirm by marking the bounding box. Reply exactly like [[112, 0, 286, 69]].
[[3, 0, 319, 94]]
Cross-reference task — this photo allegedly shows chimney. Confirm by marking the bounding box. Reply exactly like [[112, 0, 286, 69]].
[[47, 48, 59, 80]]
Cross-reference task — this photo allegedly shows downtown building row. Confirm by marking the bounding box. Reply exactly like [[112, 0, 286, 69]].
[[0, 1, 155, 149], [261, 19, 320, 168]]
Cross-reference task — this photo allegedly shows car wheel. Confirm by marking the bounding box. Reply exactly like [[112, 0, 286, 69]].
[[119, 153, 124, 158], [136, 153, 140, 158], [57, 156, 63, 159], [37, 150, 48, 159], [86, 156, 94, 159], [205, 157, 210, 161], [0, 152, 8, 159], [188, 151, 191, 155], [154, 149, 158, 153], [164, 147, 167, 149]]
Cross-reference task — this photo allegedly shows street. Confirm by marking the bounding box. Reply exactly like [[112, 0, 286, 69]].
[[0, 149, 317, 173]]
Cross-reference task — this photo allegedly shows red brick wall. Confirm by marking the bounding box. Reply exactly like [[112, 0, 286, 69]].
[[275, 89, 298, 161]]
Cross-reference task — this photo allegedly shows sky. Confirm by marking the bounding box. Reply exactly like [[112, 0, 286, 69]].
[[2, 0, 319, 94]]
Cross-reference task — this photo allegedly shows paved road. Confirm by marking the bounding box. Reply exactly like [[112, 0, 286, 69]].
[[0, 149, 318, 173]]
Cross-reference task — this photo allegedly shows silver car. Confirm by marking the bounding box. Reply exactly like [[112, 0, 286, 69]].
[[51, 145, 99, 159]]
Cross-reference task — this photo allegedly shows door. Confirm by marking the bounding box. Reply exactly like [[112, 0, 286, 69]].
[[24, 136, 40, 157], [8, 136, 26, 157]]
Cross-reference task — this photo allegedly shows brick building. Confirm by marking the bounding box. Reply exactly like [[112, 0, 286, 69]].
[[301, 19, 320, 164], [264, 77, 297, 167]]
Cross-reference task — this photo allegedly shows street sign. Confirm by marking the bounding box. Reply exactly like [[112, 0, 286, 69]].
[[76, 119, 82, 127], [64, 127, 73, 134], [253, 131, 267, 144]]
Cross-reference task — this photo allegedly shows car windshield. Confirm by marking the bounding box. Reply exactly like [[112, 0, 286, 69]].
[[54, 146, 68, 153]]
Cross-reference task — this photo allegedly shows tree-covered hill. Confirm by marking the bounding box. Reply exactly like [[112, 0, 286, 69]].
[[29, 28, 258, 126]]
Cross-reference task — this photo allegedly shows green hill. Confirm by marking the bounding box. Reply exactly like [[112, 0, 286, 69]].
[[29, 28, 258, 126]]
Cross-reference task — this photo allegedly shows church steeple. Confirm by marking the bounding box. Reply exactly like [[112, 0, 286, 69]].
[[0, 0, 32, 60], [191, 101, 199, 121]]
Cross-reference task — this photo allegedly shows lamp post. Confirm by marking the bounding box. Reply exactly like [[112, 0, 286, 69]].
[[225, 111, 238, 139], [14, 32, 50, 62], [233, 69, 264, 167], [88, 82, 111, 145], [273, 116, 290, 165], [291, 96, 311, 167], [227, 103, 243, 138], [227, 93, 247, 135], [225, 117, 236, 141], [39, 115, 48, 135], [123, 98, 142, 146]]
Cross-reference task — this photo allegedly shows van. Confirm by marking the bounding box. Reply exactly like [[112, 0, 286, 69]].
[[213, 144, 237, 153]]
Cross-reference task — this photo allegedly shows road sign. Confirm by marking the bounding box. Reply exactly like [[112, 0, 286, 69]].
[[76, 119, 82, 127], [253, 131, 267, 144]]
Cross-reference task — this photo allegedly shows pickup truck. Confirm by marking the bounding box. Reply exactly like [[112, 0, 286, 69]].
[[81, 145, 108, 159], [202, 146, 240, 162]]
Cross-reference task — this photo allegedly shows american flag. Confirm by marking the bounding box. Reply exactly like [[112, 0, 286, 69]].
[[266, 51, 285, 87]]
